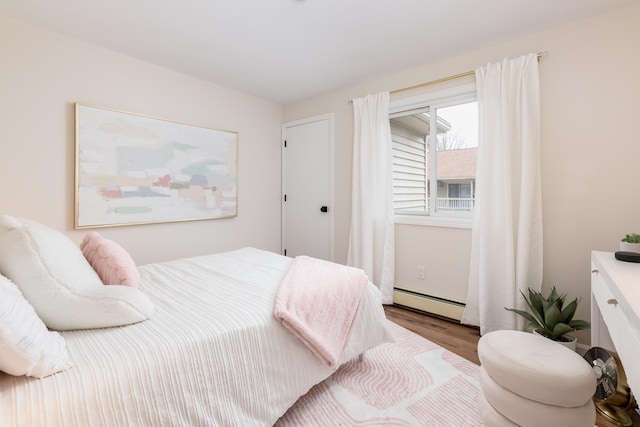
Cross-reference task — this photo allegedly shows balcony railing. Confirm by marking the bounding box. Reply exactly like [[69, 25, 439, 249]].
[[436, 197, 475, 212]]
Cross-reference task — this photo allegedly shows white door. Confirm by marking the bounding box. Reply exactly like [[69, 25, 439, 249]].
[[282, 114, 333, 261]]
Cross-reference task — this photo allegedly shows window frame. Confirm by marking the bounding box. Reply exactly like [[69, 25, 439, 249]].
[[390, 83, 477, 229]]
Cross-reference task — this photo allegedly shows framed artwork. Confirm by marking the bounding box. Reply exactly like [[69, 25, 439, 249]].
[[75, 103, 238, 229]]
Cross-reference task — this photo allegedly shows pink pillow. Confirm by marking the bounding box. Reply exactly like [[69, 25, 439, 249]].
[[80, 232, 140, 287]]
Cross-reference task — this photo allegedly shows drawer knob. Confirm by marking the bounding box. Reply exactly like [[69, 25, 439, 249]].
[[607, 298, 618, 306], [592, 269, 599, 274]]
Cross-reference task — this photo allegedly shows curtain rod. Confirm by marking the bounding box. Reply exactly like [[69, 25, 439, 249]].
[[350, 51, 546, 102]]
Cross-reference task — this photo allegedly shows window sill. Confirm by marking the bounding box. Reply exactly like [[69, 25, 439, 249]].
[[394, 214, 472, 229]]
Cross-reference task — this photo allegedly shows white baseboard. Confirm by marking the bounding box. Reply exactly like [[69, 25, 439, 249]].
[[392, 289, 464, 321]]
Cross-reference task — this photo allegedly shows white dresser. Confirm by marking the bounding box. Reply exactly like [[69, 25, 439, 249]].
[[591, 251, 640, 397]]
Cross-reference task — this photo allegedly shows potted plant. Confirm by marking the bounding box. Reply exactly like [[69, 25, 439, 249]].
[[620, 233, 640, 253], [505, 287, 590, 351]]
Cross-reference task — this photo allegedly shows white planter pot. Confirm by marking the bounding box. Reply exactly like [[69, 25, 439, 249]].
[[533, 329, 577, 352], [620, 241, 640, 254]]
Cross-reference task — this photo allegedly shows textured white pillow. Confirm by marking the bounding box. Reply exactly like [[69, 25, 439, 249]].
[[0, 274, 73, 378], [0, 215, 154, 330]]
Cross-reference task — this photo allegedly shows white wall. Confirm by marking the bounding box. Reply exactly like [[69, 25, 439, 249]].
[[0, 14, 283, 265], [283, 4, 640, 343]]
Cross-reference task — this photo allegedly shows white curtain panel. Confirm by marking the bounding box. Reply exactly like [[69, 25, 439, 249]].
[[461, 54, 543, 334], [347, 92, 395, 304]]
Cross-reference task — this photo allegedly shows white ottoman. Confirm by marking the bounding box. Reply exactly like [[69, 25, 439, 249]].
[[477, 330, 597, 427], [478, 388, 519, 427], [480, 367, 596, 427]]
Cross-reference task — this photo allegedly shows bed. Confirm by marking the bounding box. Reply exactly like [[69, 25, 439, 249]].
[[0, 245, 393, 427]]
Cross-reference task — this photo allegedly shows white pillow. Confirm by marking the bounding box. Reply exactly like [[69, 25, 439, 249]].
[[0, 215, 154, 330], [0, 274, 73, 378]]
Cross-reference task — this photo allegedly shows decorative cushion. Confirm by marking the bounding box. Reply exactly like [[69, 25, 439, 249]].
[[479, 367, 596, 427], [0, 274, 73, 378], [0, 215, 153, 331], [81, 232, 140, 287], [478, 330, 596, 407]]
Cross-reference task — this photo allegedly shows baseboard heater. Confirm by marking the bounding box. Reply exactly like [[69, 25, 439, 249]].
[[392, 288, 466, 321]]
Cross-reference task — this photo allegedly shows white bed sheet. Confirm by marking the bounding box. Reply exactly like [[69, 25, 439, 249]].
[[0, 247, 391, 427]]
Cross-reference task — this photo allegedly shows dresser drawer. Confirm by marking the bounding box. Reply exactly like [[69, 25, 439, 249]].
[[591, 252, 640, 397]]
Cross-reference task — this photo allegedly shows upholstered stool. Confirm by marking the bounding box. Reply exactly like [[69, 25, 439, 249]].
[[477, 330, 597, 427], [478, 388, 519, 427], [480, 366, 595, 426]]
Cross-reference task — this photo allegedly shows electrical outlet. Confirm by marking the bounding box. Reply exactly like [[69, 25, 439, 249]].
[[416, 266, 425, 280]]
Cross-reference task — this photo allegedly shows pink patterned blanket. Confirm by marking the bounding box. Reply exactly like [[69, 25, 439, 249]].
[[274, 256, 368, 369]]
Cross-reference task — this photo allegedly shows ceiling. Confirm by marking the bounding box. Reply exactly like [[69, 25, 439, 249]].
[[1, 0, 639, 105]]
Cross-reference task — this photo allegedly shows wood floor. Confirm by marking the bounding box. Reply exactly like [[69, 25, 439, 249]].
[[384, 304, 640, 427]]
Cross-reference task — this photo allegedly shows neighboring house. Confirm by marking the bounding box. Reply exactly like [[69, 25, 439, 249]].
[[434, 148, 476, 212], [391, 114, 476, 213]]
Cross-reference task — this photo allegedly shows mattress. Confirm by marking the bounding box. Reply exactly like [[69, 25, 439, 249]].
[[0, 247, 391, 427]]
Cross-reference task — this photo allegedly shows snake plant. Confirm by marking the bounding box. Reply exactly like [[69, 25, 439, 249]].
[[505, 287, 590, 341]]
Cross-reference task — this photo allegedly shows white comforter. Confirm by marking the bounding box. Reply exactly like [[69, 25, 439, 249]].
[[0, 248, 391, 427]]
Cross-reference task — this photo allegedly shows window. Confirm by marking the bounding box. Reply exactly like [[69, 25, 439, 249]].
[[390, 84, 478, 227]]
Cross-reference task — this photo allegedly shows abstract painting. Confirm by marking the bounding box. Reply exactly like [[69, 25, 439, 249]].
[[75, 103, 237, 228]]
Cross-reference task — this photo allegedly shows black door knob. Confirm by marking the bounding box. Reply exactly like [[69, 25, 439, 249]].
[[320, 206, 328, 213]]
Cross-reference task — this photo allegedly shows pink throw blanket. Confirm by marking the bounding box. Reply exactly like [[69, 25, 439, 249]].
[[274, 256, 368, 369]]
